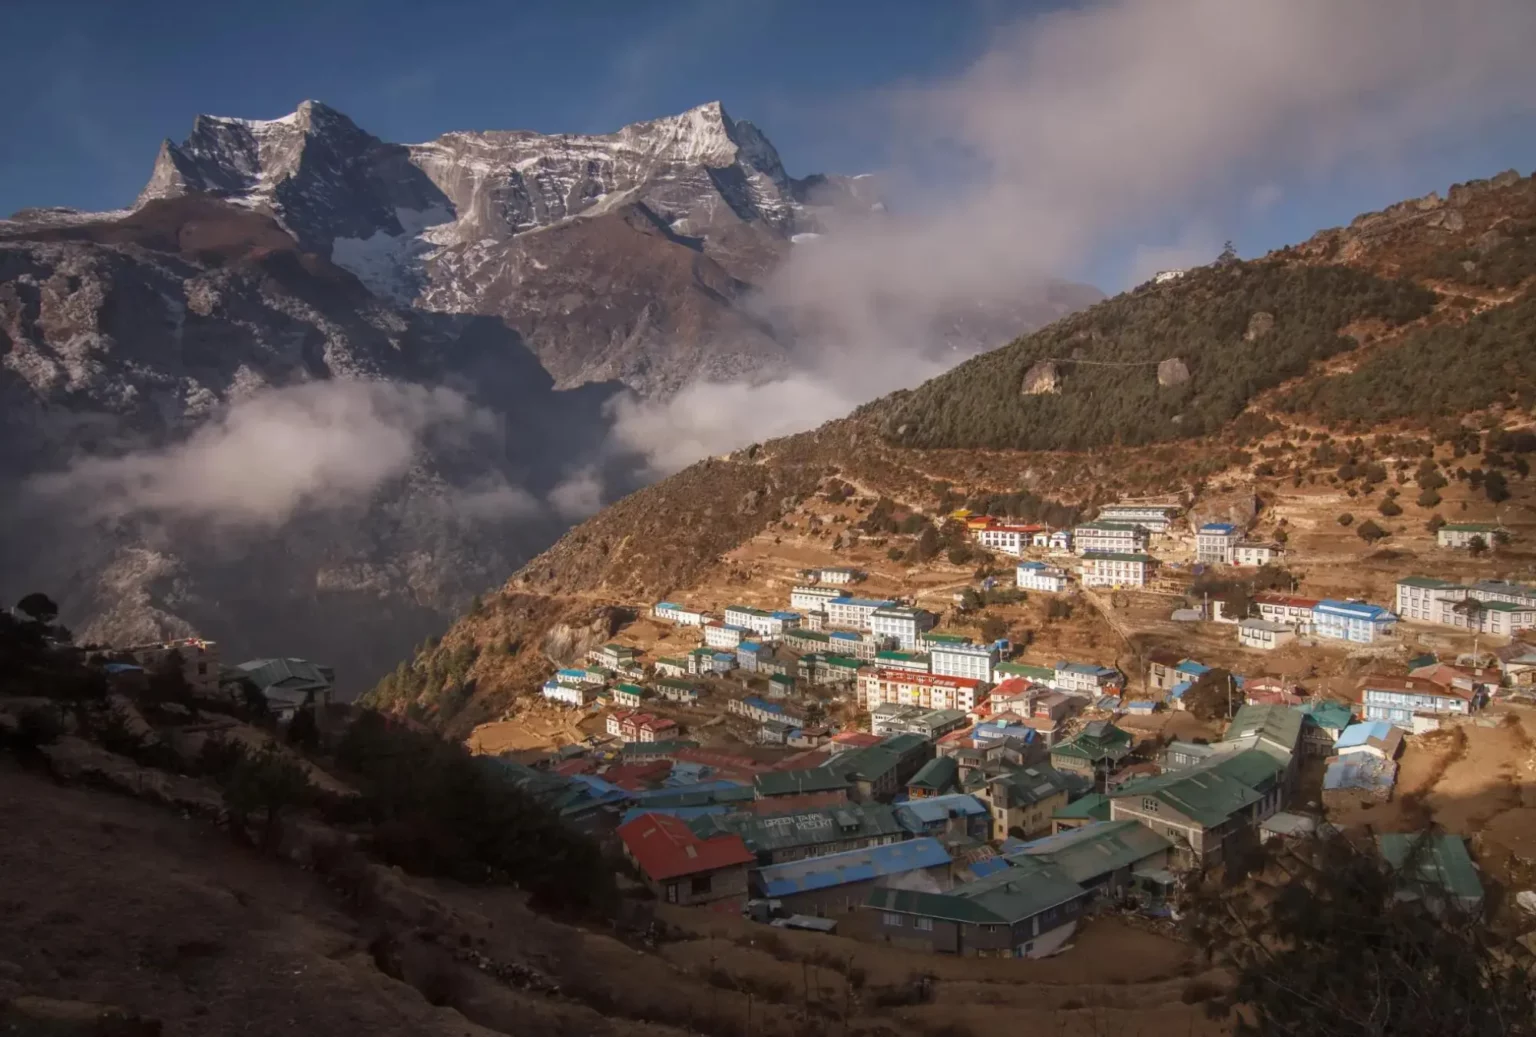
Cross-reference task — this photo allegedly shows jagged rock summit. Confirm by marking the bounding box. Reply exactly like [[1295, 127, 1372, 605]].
[[125, 99, 885, 394]]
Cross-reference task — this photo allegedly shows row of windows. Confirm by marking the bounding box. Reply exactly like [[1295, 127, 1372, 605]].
[[881, 913, 935, 930]]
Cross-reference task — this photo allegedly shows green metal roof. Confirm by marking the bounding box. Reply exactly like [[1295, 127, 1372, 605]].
[[726, 605, 772, 616], [990, 765, 1075, 807], [1081, 551, 1155, 563], [1052, 793, 1111, 822], [1112, 766, 1263, 828], [1076, 521, 1145, 532], [615, 683, 645, 695], [754, 768, 851, 797], [907, 756, 959, 792], [653, 677, 698, 691], [1224, 704, 1303, 752], [922, 633, 973, 645], [879, 732, 930, 756], [1050, 721, 1134, 763], [1007, 820, 1171, 885], [996, 661, 1056, 682], [827, 746, 903, 783], [1378, 833, 1484, 906], [1207, 749, 1287, 792], [620, 739, 698, 757], [867, 860, 1087, 925], [1396, 576, 1465, 589], [1440, 523, 1500, 533]]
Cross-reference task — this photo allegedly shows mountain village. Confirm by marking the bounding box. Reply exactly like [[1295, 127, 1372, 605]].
[[473, 494, 1533, 958]]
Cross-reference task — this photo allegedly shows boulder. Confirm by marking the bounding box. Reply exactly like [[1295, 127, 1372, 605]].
[[1156, 357, 1191, 387], [1244, 311, 1275, 341], [1021, 360, 1061, 395]]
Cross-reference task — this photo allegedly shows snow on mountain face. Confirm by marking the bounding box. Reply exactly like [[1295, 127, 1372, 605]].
[[129, 99, 878, 394]]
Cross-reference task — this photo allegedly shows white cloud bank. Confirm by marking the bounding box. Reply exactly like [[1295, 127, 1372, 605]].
[[613, 0, 1536, 475]]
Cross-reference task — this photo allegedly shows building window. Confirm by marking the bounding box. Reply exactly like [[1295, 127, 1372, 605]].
[[690, 874, 712, 895], [914, 917, 934, 931], [1142, 798, 1160, 813], [882, 913, 904, 927]]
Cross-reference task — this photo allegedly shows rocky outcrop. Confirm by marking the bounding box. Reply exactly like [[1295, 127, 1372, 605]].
[[1244, 312, 1275, 341], [1157, 357, 1191, 387], [1022, 360, 1062, 395]]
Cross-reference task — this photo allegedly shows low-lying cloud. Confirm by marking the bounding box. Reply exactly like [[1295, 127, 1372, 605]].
[[612, 0, 1536, 475], [30, 380, 537, 528]]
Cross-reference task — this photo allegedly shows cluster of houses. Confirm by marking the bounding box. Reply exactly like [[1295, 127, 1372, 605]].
[[502, 671, 1483, 957], [93, 637, 337, 721]]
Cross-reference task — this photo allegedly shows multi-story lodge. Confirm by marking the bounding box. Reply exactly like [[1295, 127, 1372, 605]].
[[1195, 523, 1242, 565], [824, 597, 896, 631], [930, 641, 999, 684], [1437, 523, 1505, 549], [651, 601, 710, 626], [1071, 522, 1148, 555], [1312, 600, 1397, 643], [723, 606, 801, 638], [1016, 561, 1070, 593], [1253, 593, 1320, 629], [1079, 551, 1155, 588], [1053, 661, 1121, 696], [1237, 619, 1296, 651], [1359, 675, 1479, 729], [1396, 576, 1536, 636], [804, 566, 865, 585], [1095, 504, 1180, 534], [1233, 542, 1280, 567], [703, 622, 747, 649], [870, 606, 936, 649], [973, 522, 1048, 557], [790, 585, 850, 611], [856, 668, 986, 713]]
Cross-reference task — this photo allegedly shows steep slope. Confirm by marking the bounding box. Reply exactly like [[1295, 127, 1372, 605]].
[[384, 167, 1536, 731], [0, 197, 625, 690]]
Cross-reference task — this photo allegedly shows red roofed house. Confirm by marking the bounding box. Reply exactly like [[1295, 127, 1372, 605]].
[[617, 813, 755, 907], [607, 709, 638, 738], [601, 759, 674, 791], [1244, 678, 1304, 707], [621, 713, 678, 742], [829, 731, 883, 754], [1253, 593, 1321, 629]]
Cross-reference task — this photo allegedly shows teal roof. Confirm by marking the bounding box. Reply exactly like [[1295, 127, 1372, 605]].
[[1006, 820, 1171, 884], [879, 732, 930, 756], [1378, 833, 1484, 906], [755, 768, 850, 797], [1052, 793, 1111, 822], [907, 756, 959, 792], [1051, 721, 1134, 763], [1207, 749, 1287, 792], [869, 859, 1087, 925], [1112, 765, 1263, 828], [1299, 700, 1355, 733], [694, 803, 903, 854]]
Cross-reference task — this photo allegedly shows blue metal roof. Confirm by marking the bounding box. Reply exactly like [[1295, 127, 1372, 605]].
[[1175, 660, 1211, 676], [712, 652, 735, 661], [1199, 523, 1238, 534], [1169, 680, 1193, 699], [967, 857, 1012, 879], [771, 611, 802, 620], [103, 662, 144, 673], [1126, 700, 1156, 713], [1315, 599, 1395, 621], [893, 794, 989, 831], [739, 641, 762, 652], [757, 837, 952, 897], [620, 804, 731, 825], [1057, 661, 1115, 676], [840, 597, 895, 608], [829, 631, 861, 640], [630, 779, 747, 801], [1335, 721, 1396, 749], [557, 667, 587, 678], [742, 695, 784, 715]]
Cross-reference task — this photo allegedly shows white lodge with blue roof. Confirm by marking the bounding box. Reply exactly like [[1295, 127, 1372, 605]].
[[1196, 523, 1242, 565], [1312, 599, 1397, 643]]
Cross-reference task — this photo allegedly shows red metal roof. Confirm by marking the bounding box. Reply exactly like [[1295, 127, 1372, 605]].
[[601, 760, 673, 790], [867, 668, 982, 691], [618, 813, 755, 881], [1253, 592, 1321, 609], [830, 732, 882, 748]]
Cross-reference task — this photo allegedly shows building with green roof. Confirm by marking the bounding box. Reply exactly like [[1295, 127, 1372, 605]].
[[1051, 793, 1111, 832], [1108, 751, 1277, 867], [996, 661, 1057, 684], [1049, 721, 1134, 788], [754, 768, 851, 800], [1298, 700, 1355, 756], [906, 756, 959, 798], [866, 859, 1089, 958], [1377, 833, 1485, 913], [692, 803, 905, 865], [1005, 819, 1171, 890]]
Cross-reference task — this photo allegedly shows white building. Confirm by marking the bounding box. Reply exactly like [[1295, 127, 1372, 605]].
[[824, 596, 896, 631], [1049, 530, 1073, 553], [723, 605, 801, 638], [1095, 504, 1179, 534], [124, 637, 221, 693], [1079, 552, 1155, 588], [1053, 662, 1120, 696], [806, 567, 863, 585], [930, 641, 999, 684], [1395, 577, 1469, 624], [1195, 523, 1242, 565], [542, 680, 597, 707], [651, 602, 709, 626], [1437, 523, 1504, 549], [1072, 522, 1148, 555], [870, 606, 936, 650], [704, 622, 747, 649], [974, 523, 1047, 557], [1237, 619, 1297, 651], [790, 585, 850, 611], [856, 668, 985, 713], [1252, 593, 1320, 629], [1016, 561, 1069, 593], [1233, 542, 1280, 567]]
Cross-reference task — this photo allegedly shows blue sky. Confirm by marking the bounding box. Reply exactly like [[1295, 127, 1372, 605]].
[[5, 0, 1535, 290]]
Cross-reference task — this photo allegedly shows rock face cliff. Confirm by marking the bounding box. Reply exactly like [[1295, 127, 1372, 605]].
[[129, 100, 887, 396], [0, 197, 624, 690]]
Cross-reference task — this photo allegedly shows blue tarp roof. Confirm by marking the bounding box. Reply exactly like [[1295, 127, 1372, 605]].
[[967, 857, 1012, 879], [893, 794, 989, 831], [1335, 721, 1396, 749], [757, 837, 951, 898]]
